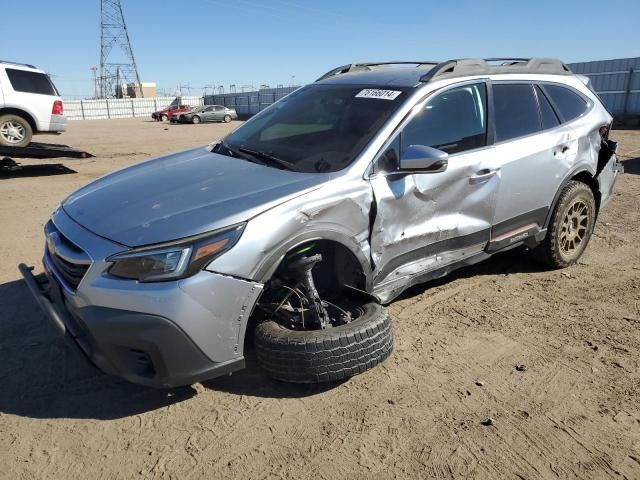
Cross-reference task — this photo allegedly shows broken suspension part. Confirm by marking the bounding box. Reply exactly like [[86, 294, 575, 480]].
[[288, 253, 332, 329]]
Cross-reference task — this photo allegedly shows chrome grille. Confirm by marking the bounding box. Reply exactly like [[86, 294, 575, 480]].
[[45, 221, 91, 290]]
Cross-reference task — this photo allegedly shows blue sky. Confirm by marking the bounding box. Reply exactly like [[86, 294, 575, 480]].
[[3, 0, 639, 98]]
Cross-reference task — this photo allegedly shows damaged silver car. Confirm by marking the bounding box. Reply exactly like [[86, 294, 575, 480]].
[[20, 58, 622, 387]]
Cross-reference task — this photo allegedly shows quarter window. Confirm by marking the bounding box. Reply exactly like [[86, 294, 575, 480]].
[[536, 86, 560, 130], [400, 83, 487, 155], [493, 84, 540, 142], [542, 84, 589, 122], [6, 68, 57, 95]]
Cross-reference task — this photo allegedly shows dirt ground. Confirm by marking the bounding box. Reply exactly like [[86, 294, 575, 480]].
[[1, 118, 639, 480]]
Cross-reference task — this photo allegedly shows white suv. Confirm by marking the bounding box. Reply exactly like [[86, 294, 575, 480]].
[[0, 60, 66, 147]]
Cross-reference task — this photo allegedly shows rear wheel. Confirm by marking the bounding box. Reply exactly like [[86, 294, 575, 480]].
[[532, 181, 596, 268], [191, 116, 201, 124], [0, 114, 32, 147], [223, 114, 232, 123], [160, 114, 169, 122]]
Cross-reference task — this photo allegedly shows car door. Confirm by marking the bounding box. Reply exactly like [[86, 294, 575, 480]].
[[488, 82, 579, 246], [213, 105, 225, 121], [201, 106, 214, 122], [369, 82, 500, 298]]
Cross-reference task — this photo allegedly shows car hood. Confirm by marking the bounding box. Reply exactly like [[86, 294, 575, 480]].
[[62, 147, 332, 247]]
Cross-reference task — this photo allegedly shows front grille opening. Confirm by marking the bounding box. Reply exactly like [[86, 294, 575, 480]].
[[45, 221, 91, 290]]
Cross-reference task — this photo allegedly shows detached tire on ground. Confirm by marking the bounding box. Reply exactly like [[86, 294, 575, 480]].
[[532, 180, 596, 268], [254, 302, 393, 383]]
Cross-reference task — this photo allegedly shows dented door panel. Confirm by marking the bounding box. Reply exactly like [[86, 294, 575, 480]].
[[370, 147, 499, 297], [491, 125, 579, 230]]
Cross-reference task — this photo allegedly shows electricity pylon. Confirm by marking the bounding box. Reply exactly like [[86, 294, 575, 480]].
[[99, 0, 143, 98]]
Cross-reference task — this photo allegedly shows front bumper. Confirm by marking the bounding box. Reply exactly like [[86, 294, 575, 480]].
[[20, 264, 246, 387], [18, 209, 264, 388]]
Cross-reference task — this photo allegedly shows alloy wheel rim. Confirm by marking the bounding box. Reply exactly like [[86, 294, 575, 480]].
[[0, 121, 26, 144], [560, 199, 589, 254]]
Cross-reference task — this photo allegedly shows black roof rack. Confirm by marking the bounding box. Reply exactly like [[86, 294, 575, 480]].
[[0, 59, 38, 69], [316, 61, 440, 81], [316, 57, 572, 83], [419, 57, 572, 82]]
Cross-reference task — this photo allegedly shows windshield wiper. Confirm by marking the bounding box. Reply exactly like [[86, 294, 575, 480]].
[[237, 147, 301, 172]]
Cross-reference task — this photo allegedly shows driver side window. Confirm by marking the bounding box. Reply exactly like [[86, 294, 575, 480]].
[[402, 83, 487, 156], [374, 83, 487, 174]]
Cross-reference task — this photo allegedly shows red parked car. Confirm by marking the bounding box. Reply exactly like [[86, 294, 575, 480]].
[[151, 104, 192, 122]]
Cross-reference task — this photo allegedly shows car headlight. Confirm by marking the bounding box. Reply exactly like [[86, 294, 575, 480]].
[[107, 223, 245, 282]]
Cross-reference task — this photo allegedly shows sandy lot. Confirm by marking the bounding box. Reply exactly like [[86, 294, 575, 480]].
[[1, 119, 639, 479]]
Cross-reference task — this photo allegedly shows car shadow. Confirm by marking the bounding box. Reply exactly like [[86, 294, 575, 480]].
[[0, 163, 77, 178], [0, 276, 341, 420], [0, 248, 552, 419], [203, 351, 344, 399], [621, 157, 640, 175], [0, 278, 197, 420]]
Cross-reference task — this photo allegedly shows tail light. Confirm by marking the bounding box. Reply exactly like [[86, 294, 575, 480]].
[[599, 125, 610, 139], [52, 100, 64, 115]]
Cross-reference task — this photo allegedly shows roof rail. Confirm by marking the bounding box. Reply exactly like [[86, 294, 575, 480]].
[[419, 57, 572, 82], [316, 61, 440, 81], [0, 59, 38, 69]]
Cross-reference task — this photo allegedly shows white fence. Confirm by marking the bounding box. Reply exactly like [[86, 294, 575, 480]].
[[63, 96, 204, 120]]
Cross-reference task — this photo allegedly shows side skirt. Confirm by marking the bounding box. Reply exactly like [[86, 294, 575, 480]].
[[373, 250, 490, 304]]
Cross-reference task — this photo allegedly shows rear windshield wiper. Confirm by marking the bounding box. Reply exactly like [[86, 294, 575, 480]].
[[237, 147, 301, 172]]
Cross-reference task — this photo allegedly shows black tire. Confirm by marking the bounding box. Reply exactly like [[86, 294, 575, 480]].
[[160, 114, 169, 122], [532, 180, 596, 268], [0, 114, 32, 147], [223, 114, 232, 123], [192, 115, 201, 124], [254, 302, 393, 383]]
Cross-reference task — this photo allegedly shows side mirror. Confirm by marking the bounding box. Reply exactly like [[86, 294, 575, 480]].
[[399, 145, 448, 173]]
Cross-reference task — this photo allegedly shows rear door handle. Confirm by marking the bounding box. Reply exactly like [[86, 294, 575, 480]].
[[469, 168, 498, 184]]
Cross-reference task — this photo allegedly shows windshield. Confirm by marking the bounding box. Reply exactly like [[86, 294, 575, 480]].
[[218, 84, 409, 173]]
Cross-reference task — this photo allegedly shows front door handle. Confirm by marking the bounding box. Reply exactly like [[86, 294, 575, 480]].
[[469, 168, 498, 184]]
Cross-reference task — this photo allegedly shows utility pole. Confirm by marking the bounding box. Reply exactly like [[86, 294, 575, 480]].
[[90, 66, 98, 99], [99, 0, 143, 98]]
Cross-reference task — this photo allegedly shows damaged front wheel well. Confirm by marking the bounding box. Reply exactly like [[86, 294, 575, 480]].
[[267, 240, 368, 297]]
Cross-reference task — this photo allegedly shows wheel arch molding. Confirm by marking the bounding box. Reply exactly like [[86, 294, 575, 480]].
[[254, 230, 374, 293], [544, 166, 600, 229]]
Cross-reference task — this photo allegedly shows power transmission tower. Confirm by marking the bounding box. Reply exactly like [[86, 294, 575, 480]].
[[99, 0, 143, 98]]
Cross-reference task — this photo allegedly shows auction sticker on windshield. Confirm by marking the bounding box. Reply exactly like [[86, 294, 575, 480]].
[[355, 89, 402, 100]]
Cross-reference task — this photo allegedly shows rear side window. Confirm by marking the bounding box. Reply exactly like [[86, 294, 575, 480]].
[[214, 106, 224, 111], [493, 84, 540, 142], [535, 86, 560, 130], [401, 83, 487, 155], [6, 68, 57, 95], [542, 84, 588, 122]]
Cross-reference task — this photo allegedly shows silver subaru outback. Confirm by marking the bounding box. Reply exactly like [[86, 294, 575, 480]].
[[21, 58, 622, 388]]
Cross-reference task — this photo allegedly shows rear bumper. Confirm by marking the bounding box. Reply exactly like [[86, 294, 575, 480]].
[[597, 141, 623, 208], [19, 263, 248, 388], [47, 114, 67, 133]]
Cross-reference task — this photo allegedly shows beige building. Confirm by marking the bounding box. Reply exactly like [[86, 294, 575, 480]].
[[116, 82, 157, 98]]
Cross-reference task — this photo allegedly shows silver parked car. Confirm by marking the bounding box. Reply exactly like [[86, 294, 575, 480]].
[[21, 58, 622, 388], [173, 105, 237, 124]]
